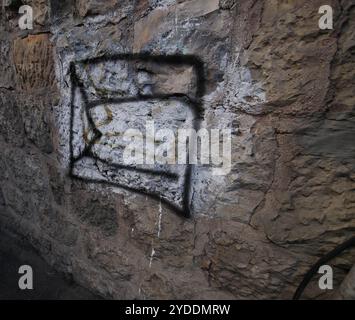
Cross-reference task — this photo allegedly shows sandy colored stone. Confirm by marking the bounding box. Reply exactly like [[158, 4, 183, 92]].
[[13, 33, 56, 91]]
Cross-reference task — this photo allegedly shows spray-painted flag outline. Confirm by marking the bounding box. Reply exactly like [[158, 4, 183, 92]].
[[68, 53, 206, 218]]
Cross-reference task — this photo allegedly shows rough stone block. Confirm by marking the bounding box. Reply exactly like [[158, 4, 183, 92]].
[[0, 92, 24, 147], [0, 40, 14, 90], [75, 0, 117, 17], [13, 33, 56, 91]]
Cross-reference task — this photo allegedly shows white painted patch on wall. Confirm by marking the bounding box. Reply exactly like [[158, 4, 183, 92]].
[[149, 247, 156, 268]]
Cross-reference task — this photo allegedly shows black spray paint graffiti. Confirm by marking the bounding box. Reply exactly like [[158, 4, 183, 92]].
[[68, 53, 206, 218]]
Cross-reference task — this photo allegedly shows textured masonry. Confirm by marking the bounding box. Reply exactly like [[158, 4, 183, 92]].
[[0, 0, 354, 299]]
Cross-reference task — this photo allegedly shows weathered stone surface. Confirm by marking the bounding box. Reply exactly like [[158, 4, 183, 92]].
[[336, 264, 355, 299], [0, 147, 50, 221], [13, 33, 56, 91], [75, 0, 118, 17], [0, 91, 24, 147], [22, 0, 50, 26], [133, 0, 221, 52], [71, 187, 119, 237], [16, 95, 54, 153], [0, 40, 14, 89], [0, 0, 354, 300], [0, 188, 5, 207]]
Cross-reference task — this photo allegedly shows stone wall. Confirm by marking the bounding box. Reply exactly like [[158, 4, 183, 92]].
[[0, 0, 354, 299]]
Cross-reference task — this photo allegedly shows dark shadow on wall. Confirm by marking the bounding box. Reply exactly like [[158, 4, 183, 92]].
[[0, 230, 101, 300]]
